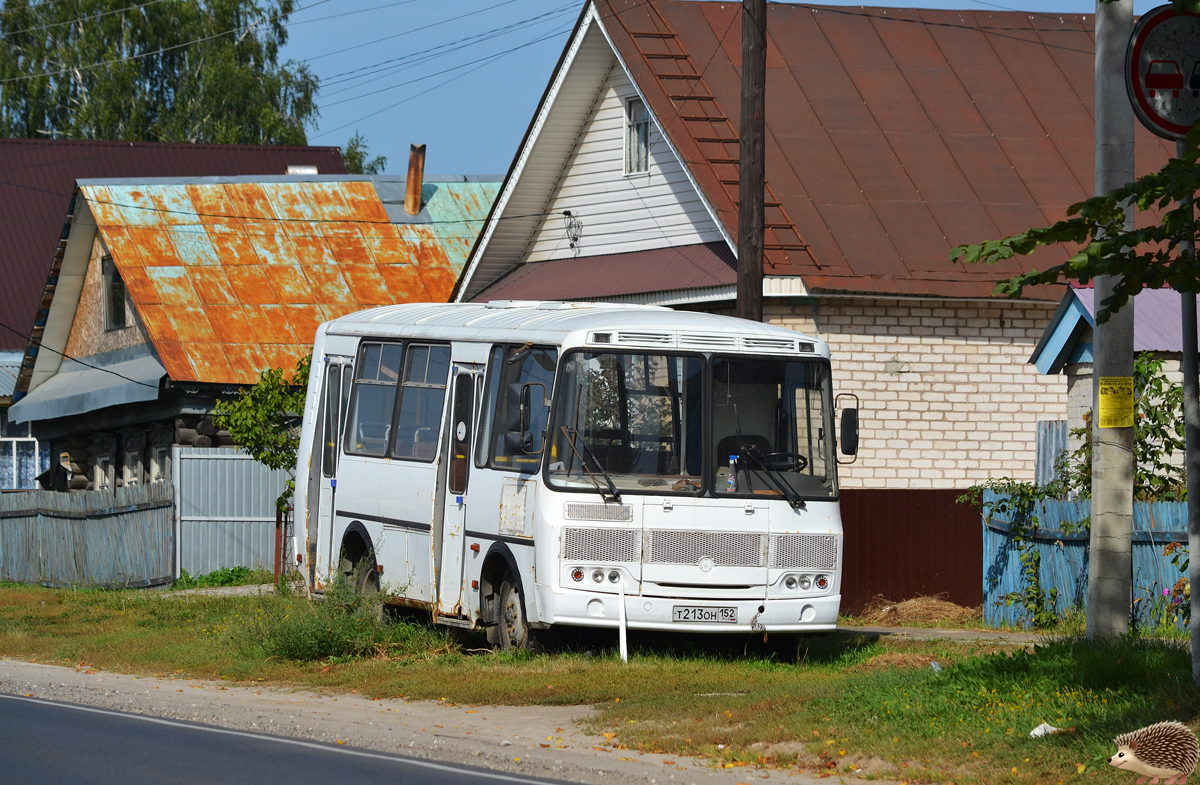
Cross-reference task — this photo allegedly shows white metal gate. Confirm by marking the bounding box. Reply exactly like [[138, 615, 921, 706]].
[[172, 447, 290, 577]]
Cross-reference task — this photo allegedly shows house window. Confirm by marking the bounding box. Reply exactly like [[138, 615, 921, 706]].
[[149, 446, 170, 484], [625, 97, 650, 174], [103, 255, 127, 331], [94, 455, 114, 490], [122, 449, 142, 487], [0, 412, 39, 490]]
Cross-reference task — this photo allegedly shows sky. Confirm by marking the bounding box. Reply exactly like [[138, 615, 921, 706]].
[[280, 0, 1166, 176]]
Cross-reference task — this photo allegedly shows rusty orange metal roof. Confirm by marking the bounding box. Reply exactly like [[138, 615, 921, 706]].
[[590, 1, 1176, 300], [80, 176, 498, 385]]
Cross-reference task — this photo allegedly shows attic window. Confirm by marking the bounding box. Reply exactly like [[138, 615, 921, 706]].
[[103, 255, 127, 331], [625, 97, 650, 174]]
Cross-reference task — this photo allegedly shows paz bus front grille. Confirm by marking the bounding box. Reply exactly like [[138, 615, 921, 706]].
[[562, 527, 640, 563], [647, 531, 765, 567], [770, 534, 838, 570]]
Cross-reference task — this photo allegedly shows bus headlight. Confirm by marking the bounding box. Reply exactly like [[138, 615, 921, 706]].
[[798, 575, 812, 591], [815, 574, 830, 591], [607, 570, 621, 584], [592, 569, 605, 583], [784, 575, 798, 591], [571, 567, 585, 582]]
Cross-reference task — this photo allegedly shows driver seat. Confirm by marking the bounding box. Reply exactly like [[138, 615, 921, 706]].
[[716, 434, 770, 464]]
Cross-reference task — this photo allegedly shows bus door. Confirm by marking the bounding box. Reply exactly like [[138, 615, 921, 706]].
[[436, 364, 482, 617], [314, 354, 353, 586]]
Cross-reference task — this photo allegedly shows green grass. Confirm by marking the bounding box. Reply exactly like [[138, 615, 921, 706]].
[[0, 584, 1195, 785], [172, 566, 276, 590]]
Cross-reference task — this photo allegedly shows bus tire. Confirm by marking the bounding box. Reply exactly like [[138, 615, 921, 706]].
[[497, 575, 533, 652], [355, 558, 384, 623]]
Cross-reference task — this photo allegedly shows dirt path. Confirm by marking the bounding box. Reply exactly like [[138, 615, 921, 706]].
[[0, 658, 856, 785]]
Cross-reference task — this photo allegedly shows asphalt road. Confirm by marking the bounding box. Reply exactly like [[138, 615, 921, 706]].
[[0, 693, 569, 785]]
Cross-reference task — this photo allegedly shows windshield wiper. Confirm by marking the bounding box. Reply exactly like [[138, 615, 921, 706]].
[[558, 426, 621, 503], [740, 447, 806, 511], [732, 405, 805, 511]]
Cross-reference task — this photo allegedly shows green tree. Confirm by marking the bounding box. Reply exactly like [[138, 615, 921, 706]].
[[342, 131, 387, 175], [213, 352, 310, 509], [0, 0, 317, 144]]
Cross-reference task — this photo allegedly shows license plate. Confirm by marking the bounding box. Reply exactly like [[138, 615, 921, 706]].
[[672, 606, 738, 623]]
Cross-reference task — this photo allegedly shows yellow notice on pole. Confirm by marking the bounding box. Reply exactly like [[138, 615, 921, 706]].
[[1098, 376, 1135, 429]]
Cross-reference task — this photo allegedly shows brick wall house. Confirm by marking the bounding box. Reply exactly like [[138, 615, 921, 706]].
[[452, 1, 1178, 489], [768, 298, 1063, 488]]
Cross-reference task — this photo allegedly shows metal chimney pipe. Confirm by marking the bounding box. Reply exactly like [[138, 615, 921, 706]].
[[405, 143, 426, 216]]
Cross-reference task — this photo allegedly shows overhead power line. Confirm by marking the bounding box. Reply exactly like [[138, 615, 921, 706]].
[[313, 22, 574, 137], [317, 2, 576, 96], [0, 0, 335, 85], [0, 318, 160, 390], [2, 0, 172, 37]]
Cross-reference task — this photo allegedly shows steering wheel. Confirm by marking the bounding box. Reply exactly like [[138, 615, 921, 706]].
[[761, 452, 808, 472]]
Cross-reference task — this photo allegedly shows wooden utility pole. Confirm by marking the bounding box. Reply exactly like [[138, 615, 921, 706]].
[[736, 0, 766, 323], [1178, 157, 1200, 684], [1088, 0, 1135, 640]]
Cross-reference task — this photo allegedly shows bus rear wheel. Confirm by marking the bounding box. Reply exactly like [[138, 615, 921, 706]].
[[497, 576, 533, 652], [350, 556, 383, 623]]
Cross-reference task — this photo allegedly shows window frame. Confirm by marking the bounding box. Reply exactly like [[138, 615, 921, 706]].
[[708, 354, 839, 503], [149, 446, 170, 485], [476, 343, 559, 474], [103, 254, 128, 331], [94, 454, 114, 491], [543, 349, 708, 497], [624, 97, 651, 175], [342, 340, 452, 463]]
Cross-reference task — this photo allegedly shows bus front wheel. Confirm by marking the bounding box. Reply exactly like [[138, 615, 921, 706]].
[[497, 576, 532, 652]]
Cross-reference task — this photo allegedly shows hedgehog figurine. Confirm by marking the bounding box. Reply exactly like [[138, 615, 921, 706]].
[[1109, 722, 1199, 785]]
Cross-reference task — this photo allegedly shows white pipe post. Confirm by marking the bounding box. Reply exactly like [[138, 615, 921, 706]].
[[618, 576, 628, 663]]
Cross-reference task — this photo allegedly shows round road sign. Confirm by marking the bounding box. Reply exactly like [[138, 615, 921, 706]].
[[1127, 5, 1200, 140]]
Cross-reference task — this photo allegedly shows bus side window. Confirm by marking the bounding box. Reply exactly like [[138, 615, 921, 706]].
[[483, 345, 557, 471], [344, 343, 403, 457], [392, 344, 452, 462], [475, 346, 505, 468]]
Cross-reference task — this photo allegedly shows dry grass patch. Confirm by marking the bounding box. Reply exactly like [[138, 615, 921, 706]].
[[855, 593, 983, 628], [853, 652, 939, 672]]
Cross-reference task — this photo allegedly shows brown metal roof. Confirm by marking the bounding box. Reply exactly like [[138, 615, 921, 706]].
[[595, 1, 1175, 300], [473, 241, 735, 302], [0, 138, 346, 352]]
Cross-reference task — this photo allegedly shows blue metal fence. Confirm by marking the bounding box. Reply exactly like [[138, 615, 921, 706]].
[[982, 490, 1188, 628]]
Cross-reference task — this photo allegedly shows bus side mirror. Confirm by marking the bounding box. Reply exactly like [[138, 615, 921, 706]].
[[504, 382, 548, 455], [504, 382, 527, 433], [504, 382, 531, 454], [840, 408, 859, 456], [503, 430, 533, 454]]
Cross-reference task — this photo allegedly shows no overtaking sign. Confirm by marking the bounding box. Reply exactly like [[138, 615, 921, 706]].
[[1127, 5, 1200, 140]]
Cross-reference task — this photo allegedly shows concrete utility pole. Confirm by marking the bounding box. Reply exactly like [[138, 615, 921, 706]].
[[1087, 0, 1135, 640], [1178, 151, 1200, 684], [736, 0, 766, 323]]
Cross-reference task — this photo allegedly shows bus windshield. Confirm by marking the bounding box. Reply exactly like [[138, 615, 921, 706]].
[[711, 356, 837, 500], [548, 352, 704, 494], [546, 351, 837, 499]]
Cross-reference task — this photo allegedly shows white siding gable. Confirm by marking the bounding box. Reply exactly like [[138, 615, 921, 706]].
[[521, 63, 724, 263]]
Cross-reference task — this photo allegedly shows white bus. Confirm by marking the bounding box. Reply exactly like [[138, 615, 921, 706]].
[[294, 301, 858, 649]]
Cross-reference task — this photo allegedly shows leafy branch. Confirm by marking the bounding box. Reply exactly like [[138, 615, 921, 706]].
[[213, 352, 311, 510], [950, 125, 1200, 323]]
